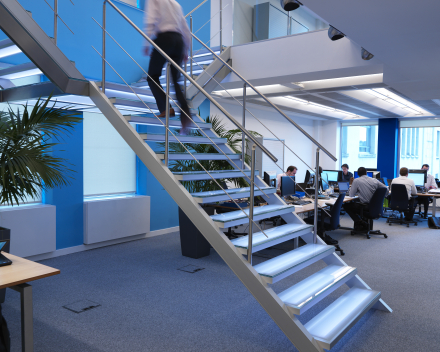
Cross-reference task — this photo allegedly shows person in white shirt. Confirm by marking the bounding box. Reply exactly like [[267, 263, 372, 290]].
[[276, 166, 297, 191], [391, 167, 418, 220], [144, 0, 192, 134], [420, 164, 437, 218]]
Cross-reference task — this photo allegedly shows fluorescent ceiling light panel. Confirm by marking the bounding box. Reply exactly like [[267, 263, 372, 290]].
[[0, 45, 22, 59], [293, 74, 383, 90], [283, 96, 366, 119], [213, 84, 293, 98], [0, 68, 42, 80], [365, 88, 431, 115]]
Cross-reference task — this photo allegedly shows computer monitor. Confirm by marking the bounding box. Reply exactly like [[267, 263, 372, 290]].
[[304, 169, 312, 184], [408, 169, 427, 186], [264, 171, 276, 188], [280, 176, 296, 197], [373, 171, 381, 179], [365, 168, 377, 171], [338, 182, 350, 193], [321, 170, 339, 183], [354, 171, 374, 178]]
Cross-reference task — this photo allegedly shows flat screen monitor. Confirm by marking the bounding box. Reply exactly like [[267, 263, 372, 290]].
[[354, 171, 374, 178], [338, 182, 350, 193], [280, 176, 296, 197], [373, 171, 381, 179], [321, 170, 339, 183], [304, 169, 313, 184], [264, 171, 276, 187], [408, 169, 427, 186]]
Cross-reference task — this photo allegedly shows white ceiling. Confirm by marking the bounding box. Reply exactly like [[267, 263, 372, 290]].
[[299, 0, 440, 101]]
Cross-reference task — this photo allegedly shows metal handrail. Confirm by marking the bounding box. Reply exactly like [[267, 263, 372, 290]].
[[94, 16, 270, 198], [102, 0, 277, 164], [191, 33, 338, 162], [42, 0, 75, 46], [91, 48, 273, 242], [185, 0, 208, 18]]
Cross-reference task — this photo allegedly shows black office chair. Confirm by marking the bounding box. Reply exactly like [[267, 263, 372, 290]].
[[305, 193, 345, 256], [387, 184, 418, 227], [351, 187, 388, 239]]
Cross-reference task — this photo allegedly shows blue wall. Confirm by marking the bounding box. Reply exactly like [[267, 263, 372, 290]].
[[43, 118, 84, 250], [377, 118, 399, 179], [0, 0, 211, 250]]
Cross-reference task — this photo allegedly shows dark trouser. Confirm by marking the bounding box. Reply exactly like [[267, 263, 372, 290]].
[[343, 200, 363, 223], [147, 32, 190, 128], [404, 197, 417, 220], [419, 196, 431, 218]]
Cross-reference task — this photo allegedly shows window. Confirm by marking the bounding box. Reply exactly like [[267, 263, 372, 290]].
[[341, 124, 378, 170], [83, 112, 136, 198], [399, 126, 440, 179]]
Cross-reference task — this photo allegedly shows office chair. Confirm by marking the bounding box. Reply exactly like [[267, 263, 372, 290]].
[[304, 193, 345, 256], [351, 187, 388, 239], [387, 184, 418, 227]]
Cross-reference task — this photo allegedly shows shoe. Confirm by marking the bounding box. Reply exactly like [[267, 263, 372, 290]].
[[157, 108, 175, 118], [324, 234, 338, 245]]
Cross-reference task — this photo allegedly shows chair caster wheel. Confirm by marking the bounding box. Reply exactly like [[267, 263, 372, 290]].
[[351, 232, 354, 236], [384, 235, 388, 238], [367, 236, 371, 239], [415, 223, 418, 226], [389, 224, 391, 226], [407, 224, 409, 227], [340, 251, 345, 256]]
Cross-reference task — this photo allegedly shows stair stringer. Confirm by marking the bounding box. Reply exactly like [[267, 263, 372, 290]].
[[88, 81, 324, 352]]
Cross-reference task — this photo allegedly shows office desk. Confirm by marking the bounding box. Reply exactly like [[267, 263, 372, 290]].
[[293, 196, 357, 214], [0, 253, 60, 352], [417, 192, 440, 217]]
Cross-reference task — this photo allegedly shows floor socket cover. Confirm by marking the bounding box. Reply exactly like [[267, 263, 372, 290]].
[[63, 300, 101, 313], [178, 265, 205, 273]]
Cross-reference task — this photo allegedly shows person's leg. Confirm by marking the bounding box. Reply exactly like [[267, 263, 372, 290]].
[[343, 202, 362, 223], [168, 34, 191, 132], [147, 37, 167, 114], [423, 197, 430, 218], [405, 198, 416, 220]]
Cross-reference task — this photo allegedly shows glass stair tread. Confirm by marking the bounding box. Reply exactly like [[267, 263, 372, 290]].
[[139, 133, 227, 144], [157, 153, 241, 161], [305, 287, 381, 350], [173, 169, 257, 182], [125, 116, 212, 129], [279, 265, 357, 315], [253, 244, 335, 283], [210, 204, 295, 227], [191, 186, 275, 203], [231, 223, 313, 250]]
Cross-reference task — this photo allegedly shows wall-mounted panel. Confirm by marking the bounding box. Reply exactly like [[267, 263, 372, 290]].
[[0, 204, 56, 257], [84, 196, 150, 244]]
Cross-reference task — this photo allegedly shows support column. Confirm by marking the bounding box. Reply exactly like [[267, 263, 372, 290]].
[[377, 118, 399, 179]]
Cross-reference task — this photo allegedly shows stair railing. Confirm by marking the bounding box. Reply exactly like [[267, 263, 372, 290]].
[[188, 52, 333, 221], [42, 0, 75, 46], [95, 2, 292, 255]]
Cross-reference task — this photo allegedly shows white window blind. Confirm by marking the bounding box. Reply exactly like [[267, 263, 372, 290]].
[[83, 112, 136, 197], [400, 119, 440, 128], [262, 138, 284, 175]]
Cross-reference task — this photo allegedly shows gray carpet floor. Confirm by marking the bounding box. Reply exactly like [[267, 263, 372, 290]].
[[3, 214, 440, 352]]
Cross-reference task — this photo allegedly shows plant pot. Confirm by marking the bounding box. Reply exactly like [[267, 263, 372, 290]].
[[0, 227, 11, 304], [179, 207, 213, 259]]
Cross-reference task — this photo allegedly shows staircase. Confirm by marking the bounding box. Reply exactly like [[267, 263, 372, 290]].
[[0, 0, 391, 350]]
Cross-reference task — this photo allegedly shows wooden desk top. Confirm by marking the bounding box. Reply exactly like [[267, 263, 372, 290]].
[[417, 192, 440, 197], [293, 196, 357, 214], [0, 253, 60, 290]]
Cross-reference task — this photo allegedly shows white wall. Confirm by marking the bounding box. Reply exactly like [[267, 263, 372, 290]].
[[211, 100, 321, 182], [211, 0, 234, 47], [316, 120, 341, 170], [233, 0, 253, 46]]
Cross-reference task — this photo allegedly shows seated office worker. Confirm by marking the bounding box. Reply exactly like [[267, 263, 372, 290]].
[[343, 167, 388, 229], [341, 164, 353, 182], [277, 166, 297, 191], [420, 164, 437, 218], [392, 167, 418, 221]]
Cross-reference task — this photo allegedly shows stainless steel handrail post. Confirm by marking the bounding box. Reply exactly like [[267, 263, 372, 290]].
[[54, 0, 58, 45], [242, 83, 246, 169], [287, 11, 290, 36], [190, 15, 193, 79], [184, 61, 187, 96], [314, 148, 320, 243], [102, 1, 106, 94], [165, 62, 171, 167], [248, 145, 256, 264], [219, 0, 223, 53]]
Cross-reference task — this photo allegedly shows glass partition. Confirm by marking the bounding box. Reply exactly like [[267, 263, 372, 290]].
[[233, 0, 327, 46]]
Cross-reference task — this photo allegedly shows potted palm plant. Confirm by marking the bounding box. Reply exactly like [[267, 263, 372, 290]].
[[0, 96, 81, 302], [161, 115, 261, 258]]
